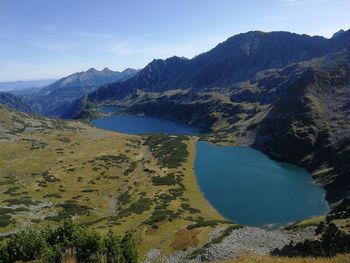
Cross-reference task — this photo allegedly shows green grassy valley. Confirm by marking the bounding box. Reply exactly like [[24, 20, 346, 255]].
[[0, 105, 236, 261]]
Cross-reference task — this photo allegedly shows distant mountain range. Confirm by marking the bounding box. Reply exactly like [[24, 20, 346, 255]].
[[65, 29, 350, 220], [0, 79, 57, 92], [28, 67, 138, 116]]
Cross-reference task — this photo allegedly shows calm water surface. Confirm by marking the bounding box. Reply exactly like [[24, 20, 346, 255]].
[[195, 141, 328, 228], [91, 114, 206, 135]]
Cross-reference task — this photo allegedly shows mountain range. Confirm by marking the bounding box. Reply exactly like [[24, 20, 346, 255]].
[[28, 67, 138, 116], [80, 30, 349, 102], [0, 79, 56, 92]]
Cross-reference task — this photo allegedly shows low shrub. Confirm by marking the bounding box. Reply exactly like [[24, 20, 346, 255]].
[[143, 135, 189, 168], [186, 219, 232, 230], [151, 173, 177, 186], [0, 220, 137, 263]]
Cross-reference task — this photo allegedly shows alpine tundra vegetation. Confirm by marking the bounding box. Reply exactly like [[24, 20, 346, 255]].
[[0, 0, 350, 262]]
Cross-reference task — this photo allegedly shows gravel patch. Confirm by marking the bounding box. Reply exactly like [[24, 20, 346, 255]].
[[144, 249, 161, 263], [200, 226, 316, 261], [208, 226, 226, 242], [143, 226, 317, 262]]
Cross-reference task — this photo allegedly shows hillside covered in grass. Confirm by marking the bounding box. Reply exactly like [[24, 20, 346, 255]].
[[0, 105, 233, 260]]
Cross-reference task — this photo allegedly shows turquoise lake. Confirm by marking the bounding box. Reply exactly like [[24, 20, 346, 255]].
[[91, 114, 328, 227], [195, 141, 328, 228]]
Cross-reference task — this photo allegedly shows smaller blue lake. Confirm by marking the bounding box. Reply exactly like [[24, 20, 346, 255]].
[[195, 141, 329, 228], [91, 114, 206, 135]]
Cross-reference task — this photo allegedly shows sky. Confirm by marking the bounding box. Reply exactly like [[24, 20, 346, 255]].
[[0, 0, 349, 82]]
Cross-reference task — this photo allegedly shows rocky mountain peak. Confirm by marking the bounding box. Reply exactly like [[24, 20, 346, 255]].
[[86, 67, 98, 73], [102, 67, 113, 72], [332, 29, 345, 38]]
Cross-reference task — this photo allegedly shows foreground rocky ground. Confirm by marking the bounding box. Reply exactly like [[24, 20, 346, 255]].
[[144, 226, 317, 262]]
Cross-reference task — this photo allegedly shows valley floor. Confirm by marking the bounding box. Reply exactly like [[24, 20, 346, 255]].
[[0, 105, 230, 260], [1, 105, 348, 262]]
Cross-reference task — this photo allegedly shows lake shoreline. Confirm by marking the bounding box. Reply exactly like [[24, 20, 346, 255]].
[[89, 112, 328, 230]]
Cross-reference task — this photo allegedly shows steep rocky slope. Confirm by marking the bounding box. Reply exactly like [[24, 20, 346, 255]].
[[29, 67, 138, 116], [254, 50, 350, 205], [0, 92, 33, 113]]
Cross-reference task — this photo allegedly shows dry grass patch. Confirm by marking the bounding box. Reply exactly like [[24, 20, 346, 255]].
[[172, 228, 200, 250]]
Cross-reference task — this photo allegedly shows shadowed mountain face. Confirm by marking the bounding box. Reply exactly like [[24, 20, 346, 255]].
[[29, 67, 138, 116], [86, 30, 349, 102], [253, 50, 350, 204], [67, 29, 350, 218], [0, 92, 33, 113]]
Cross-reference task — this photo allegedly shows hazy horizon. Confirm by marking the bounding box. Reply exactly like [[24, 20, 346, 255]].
[[1, 0, 349, 82]]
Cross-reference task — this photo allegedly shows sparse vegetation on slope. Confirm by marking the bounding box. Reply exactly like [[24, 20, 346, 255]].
[[0, 105, 228, 260]]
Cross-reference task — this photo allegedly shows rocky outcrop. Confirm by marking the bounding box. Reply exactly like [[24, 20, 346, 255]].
[[197, 226, 315, 261], [253, 50, 350, 207], [143, 226, 317, 262], [272, 222, 350, 257]]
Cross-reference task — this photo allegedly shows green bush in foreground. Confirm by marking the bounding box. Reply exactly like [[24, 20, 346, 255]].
[[0, 220, 137, 263]]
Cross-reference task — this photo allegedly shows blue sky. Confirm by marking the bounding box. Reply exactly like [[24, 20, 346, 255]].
[[0, 0, 349, 81]]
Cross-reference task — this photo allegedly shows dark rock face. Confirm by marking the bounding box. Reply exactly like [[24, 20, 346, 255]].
[[0, 92, 33, 113], [272, 223, 350, 257], [254, 50, 350, 205], [189, 31, 326, 88], [60, 95, 89, 119], [328, 198, 350, 220]]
